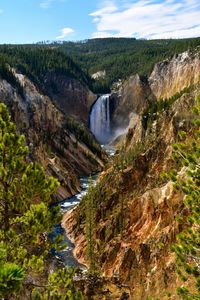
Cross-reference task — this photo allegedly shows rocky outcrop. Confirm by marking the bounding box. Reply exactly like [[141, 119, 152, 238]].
[[43, 73, 96, 124], [91, 70, 106, 80], [0, 71, 105, 200]]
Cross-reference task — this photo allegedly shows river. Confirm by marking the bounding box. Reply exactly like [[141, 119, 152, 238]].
[[53, 146, 115, 269]]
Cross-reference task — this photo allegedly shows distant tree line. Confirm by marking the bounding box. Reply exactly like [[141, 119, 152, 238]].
[[56, 37, 200, 93], [0, 46, 92, 94], [0, 37, 200, 94]]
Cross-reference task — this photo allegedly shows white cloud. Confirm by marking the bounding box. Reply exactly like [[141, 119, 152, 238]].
[[90, 1, 118, 17], [56, 27, 74, 39], [90, 0, 200, 39], [93, 17, 100, 23]]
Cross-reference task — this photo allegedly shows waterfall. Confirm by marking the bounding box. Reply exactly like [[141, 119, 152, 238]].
[[90, 94, 111, 144]]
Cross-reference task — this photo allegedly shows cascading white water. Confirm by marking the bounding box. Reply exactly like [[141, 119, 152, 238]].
[[90, 94, 111, 144]]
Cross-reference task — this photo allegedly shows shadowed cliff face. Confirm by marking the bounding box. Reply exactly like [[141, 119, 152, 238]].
[[62, 49, 200, 299], [0, 71, 105, 200], [110, 74, 153, 130], [43, 73, 96, 124]]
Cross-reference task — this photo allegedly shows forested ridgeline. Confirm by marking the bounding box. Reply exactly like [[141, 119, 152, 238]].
[[0, 45, 105, 200], [57, 37, 200, 92], [0, 46, 91, 95], [0, 37, 200, 94]]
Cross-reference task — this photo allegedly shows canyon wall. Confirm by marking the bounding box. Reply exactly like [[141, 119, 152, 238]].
[[63, 49, 200, 299], [149, 49, 200, 100], [43, 72, 96, 124], [0, 71, 105, 200], [110, 74, 153, 129], [110, 49, 200, 139]]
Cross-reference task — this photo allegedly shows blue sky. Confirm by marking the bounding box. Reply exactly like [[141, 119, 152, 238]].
[[0, 0, 200, 43]]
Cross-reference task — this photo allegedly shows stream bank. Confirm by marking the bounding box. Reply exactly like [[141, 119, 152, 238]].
[[53, 175, 98, 269], [54, 146, 115, 269]]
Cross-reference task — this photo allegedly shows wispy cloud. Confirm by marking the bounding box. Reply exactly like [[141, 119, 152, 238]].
[[90, 1, 118, 17], [90, 0, 200, 39], [40, 0, 66, 9], [56, 27, 74, 39], [40, 0, 53, 9], [0, 9, 3, 14]]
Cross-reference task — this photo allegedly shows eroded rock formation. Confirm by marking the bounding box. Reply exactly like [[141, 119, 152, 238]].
[[0, 71, 105, 200], [149, 49, 200, 100], [62, 49, 200, 299], [43, 72, 96, 124], [110, 49, 200, 140], [110, 74, 153, 129]]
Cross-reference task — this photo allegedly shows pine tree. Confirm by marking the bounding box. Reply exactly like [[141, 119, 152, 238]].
[[171, 95, 200, 299], [0, 103, 82, 299], [0, 247, 25, 297]]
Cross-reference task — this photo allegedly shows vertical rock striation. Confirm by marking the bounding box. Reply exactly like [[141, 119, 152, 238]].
[[0, 70, 105, 200], [43, 73, 97, 124], [149, 50, 200, 100]]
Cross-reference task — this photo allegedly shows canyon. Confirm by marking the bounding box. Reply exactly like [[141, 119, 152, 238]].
[[0, 43, 200, 299]]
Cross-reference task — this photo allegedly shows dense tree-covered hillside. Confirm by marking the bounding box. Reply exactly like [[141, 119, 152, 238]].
[[0, 103, 82, 299], [0, 46, 91, 93], [0, 37, 200, 94], [56, 37, 200, 92]]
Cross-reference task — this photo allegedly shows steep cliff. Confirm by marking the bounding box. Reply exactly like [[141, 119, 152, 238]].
[[110, 74, 153, 130], [110, 49, 200, 139], [0, 70, 105, 200], [149, 49, 200, 100], [0, 47, 96, 124], [62, 49, 200, 299], [43, 72, 96, 124]]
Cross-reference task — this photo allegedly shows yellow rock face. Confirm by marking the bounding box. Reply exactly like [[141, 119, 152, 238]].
[[149, 50, 200, 100]]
